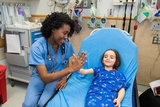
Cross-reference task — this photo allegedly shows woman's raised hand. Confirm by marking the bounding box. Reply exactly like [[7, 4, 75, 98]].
[[70, 51, 87, 72]]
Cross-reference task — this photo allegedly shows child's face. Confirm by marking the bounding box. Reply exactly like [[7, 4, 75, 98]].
[[102, 50, 116, 69]]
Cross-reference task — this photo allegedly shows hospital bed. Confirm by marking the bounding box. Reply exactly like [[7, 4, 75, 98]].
[[44, 28, 139, 107]]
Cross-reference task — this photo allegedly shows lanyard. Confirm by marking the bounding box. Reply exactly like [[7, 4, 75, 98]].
[[49, 48, 58, 73], [46, 40, 66, 72]]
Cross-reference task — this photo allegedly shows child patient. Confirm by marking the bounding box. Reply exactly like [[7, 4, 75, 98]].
[[79, 49, 129, 107]]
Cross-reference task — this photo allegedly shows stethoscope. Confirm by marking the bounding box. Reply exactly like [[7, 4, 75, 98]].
[[46, 40, 66, 64]]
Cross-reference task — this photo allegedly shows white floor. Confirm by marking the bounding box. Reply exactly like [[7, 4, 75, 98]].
[[1, 80, 28, 107], [1, 80, 150, 107]]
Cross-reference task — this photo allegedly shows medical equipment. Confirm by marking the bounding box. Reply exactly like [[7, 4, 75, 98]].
[[128, 0, 134, 33], [0, 4, 4, 39], [87, 17, 96, 28], [47, 45, 52, 61], [59, 0, 68, 4], [87, 1, 97, 28], [147, 0, 160, 8], [134, 2, 150, 23], [113, 0, 136, 5], [96, 15, 106, 28], [5, 25, 42, 87], [44, 28, 139, 107], [133, 24, 138, 42], [8, 4, 15, 17], [46, 41, 65, 61], [69, 4, 83, 33], [122, 0, 128, 30], [83, 0, 88, 7], [149, 2, 160, 36], [1, 3, 11, 25], [47, 0, 70, 12], [17, 4, 25, 25], [115, 5, 121, 27], [154, 1, 160, 17], [23, 4, 31, 18], [46, 41, 66, 73], [113, 0, 123, 5], [59, 0, 70, 12], [80, 0, 97, 8], [111, 24, 116, 28], [50, 0, 70, 5]]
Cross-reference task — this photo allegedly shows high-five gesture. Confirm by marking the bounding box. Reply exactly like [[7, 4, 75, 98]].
[[70, 51, 87, 72]]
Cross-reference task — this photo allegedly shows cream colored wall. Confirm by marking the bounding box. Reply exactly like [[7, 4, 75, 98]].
[[30, 16, 160, 86], [1, 0, 159, 86], [3, 15, 160, 86], [70, 19, 160, 86], [135, 21, 160, 86], [28, 0, 140, 17]]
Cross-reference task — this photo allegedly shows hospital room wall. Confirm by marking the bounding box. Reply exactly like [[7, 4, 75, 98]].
[[0, 0, 28, 4], [69, 18, 160, 87], [0, 0, 159, 86], [28, 0, 160, 86], [28, 0, 140, 17], [33, 15, 160, 87]]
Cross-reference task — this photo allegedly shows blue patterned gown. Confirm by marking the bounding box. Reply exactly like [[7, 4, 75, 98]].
[[85, 66, 129, 107]]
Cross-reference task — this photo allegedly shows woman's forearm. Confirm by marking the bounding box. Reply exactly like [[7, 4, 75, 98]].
[[38, 52, 86, 84], [40, 66, 74, 84]]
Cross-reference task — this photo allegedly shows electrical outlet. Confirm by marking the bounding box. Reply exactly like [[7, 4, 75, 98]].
[[152, 35, 160, 44], [151, 21, 160, 30]]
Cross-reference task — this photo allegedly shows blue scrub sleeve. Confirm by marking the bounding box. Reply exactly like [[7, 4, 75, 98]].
[[29, 43, 45, 67], [29, 40, 74, 69], [64, 41, 74, 61]]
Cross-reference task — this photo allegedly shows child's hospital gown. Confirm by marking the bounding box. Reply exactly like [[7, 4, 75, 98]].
[[85, 66, 129, 107]]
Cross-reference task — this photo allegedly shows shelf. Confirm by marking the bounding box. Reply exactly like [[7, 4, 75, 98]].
[[7, 74, 29, 83]]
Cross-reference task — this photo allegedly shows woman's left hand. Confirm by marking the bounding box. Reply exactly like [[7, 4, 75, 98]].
[[56, 76, 67, 90]]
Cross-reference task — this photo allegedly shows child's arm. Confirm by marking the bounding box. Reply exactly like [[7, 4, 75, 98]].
[[79, 68, 94, 74], [113, 88, 125, 107]]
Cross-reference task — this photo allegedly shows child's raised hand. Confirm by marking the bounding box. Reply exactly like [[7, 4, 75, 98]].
[[113, 98, 120, 107]]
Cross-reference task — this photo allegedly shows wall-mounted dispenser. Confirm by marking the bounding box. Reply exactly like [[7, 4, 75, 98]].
[[87, 17, 96, 28], [97, 16, 107, 28]]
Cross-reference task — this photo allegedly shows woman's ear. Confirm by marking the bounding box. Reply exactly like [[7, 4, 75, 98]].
[[52, 29, 55, 32]]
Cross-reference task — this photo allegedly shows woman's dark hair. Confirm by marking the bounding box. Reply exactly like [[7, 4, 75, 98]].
[[101, 49, 121, 69], [41, 12, 74, 39]]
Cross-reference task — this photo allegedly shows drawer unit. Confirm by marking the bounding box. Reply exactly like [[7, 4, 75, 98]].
[[31, 30, 42, 44], [5, 25, 42, 86]]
